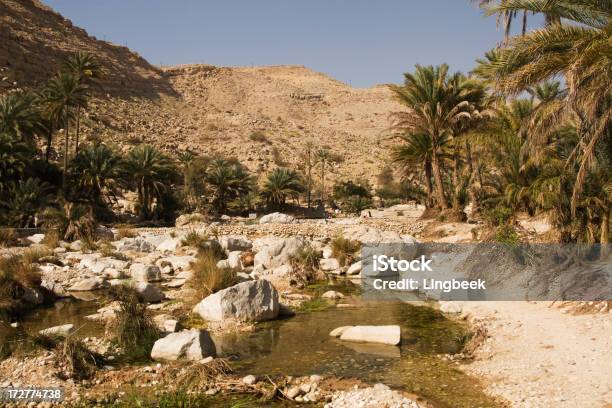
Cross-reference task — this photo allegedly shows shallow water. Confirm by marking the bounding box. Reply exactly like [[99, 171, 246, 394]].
[[1, 285, 498, 407]]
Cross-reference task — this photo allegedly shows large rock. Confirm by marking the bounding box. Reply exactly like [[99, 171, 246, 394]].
[[346, 260, 362, 276], [156, 255, 195, 271], [227, 251, 243, 271], [26, 234, 45, 244], [39, 324, 74, 337], [193, 280, 279, 322], [69, 277, 107, 291], [339, 325, 401, 346], [219, 235, 252, 251], [150, 329, 216, 361], [253, 236, 305, 270], [259, 212, 295, 224], [117, 237, 155, 253], [129, 263, 162, 282], [133, 282, 164, 302], [320, 258, 340, 272], [156, 237, 181, 252]]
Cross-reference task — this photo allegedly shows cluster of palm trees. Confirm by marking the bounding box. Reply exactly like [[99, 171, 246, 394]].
[[391, 0, 610, 243]]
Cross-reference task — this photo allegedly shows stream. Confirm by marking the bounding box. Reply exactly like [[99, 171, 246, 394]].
[[1, 283, 499, 407]]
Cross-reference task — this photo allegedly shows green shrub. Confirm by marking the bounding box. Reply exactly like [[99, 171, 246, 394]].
[[343, 196, 373, 214], [110, 286, 161, 361], [485, 206, 514, 227], [331, 236, 360, 267], [495, 225, 520, 245]]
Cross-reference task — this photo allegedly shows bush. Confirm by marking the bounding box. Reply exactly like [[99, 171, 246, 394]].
[[249, 131, 269, 143], [0, 228, 16, 247], [116, 227, 137, 239], [290, 244, 321, 284], [0, 249, 48, 318], [56, 337, 103, 380], [331, 236, 360, 267], [110, 286, 161, 360], [485, 206, 514, 227], [189, 250, 238, 301], [181, 231, 207, 247], [343, 196, 373, 214], [495, 225, 520, 245], [41, 229, 60, 249]]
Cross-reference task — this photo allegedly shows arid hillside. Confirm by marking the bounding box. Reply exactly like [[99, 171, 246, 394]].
[[1, 0, 402, 183]]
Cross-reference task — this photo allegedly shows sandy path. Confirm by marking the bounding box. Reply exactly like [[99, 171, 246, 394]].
[[460, 301, 611, 408]]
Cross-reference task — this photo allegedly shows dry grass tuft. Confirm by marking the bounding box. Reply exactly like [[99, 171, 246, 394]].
[[0, 228, 17, 247], [116, 227, 137, 239], [290, 244, 321, 284], [331, 235, 360, 267], [109, 285, 161, 360], [189, 250, 237, 301]]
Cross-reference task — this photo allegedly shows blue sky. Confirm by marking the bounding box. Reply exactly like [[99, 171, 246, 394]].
[[43, 0, 540, 88]]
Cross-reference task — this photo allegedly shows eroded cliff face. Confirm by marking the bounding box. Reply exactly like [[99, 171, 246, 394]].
[[1, 0, 403, 183]]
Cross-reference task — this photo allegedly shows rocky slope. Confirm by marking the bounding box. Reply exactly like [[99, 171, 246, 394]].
[[1, 0, 403, 184]]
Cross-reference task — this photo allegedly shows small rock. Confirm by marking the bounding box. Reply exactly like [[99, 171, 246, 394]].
[[322, 290, 344, 300], [242, 375, 257, 385]]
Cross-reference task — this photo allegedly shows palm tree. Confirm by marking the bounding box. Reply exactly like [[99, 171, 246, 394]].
[[0, 92, 44, 147], [63, 52, 104, 155], [0, 133, 32, 192], [123, 144, 177, 219], [71, 143, 122, 206], [40, 72, 87, 190], [301, 141, 316, 208], [392, 132, 443, 208], [476, 0, 611, 215], [473, 0, 562, 41], [1, 178, 51, 227], [315, 149, 331, 206], [205, 158, 251, 214], [261, 168, 304, 209], [390, 64, 477, 210]]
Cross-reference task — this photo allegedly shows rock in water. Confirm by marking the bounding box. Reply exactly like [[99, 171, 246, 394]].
[[151, 329, 216, 361], [39, 324, 74, 337], [339, 325, 401, 346], [259, 212, 295, 224], [133, 282, 164, 302], [69, 277, 107, 291], [193, 280, 279, 322]]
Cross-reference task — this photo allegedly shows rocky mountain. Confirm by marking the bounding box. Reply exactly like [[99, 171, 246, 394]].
[[1, 0, 403, 184]]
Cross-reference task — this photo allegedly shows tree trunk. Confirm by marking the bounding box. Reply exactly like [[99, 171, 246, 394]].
[[424, 159, 433, 208], [601, 209, 610, 258], [466, 142, 480, 215], [62, 120, 70, 193], [320, 160, 325, 207], [74, 105, 81, 156], [45, 127, 54, 162], [431, 151, 448, 210], [451, 146, 461, 211], [307, 150, 312, 209]]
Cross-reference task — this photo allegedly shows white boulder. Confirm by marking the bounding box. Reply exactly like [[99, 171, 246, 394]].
[[151, 329, 216, 361], [129, 264, 162, 282], [193, 280, 279, 322], [339, 325, 401, 346], [259, 212, 295, 224]]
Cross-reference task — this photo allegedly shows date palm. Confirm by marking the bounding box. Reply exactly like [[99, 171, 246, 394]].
[[39, 72, 87, 191], [63, 52, 104, 154], [392, 132, 443, 208], [71, 143, 122, 206], [0, 92, 43, 146], [261, 168, 304, 209], [205, 158, 251, 214], [123, 144, 177, 219], [390, 64, 477, 210], [476, 0, 611, 215]]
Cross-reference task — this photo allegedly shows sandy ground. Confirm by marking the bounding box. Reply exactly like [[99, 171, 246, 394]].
[[460, 301, 612, 408]]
